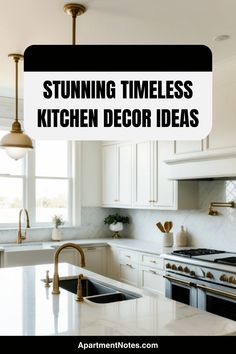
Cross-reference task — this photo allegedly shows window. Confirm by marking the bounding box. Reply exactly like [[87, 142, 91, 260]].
[[0, 129, 74, 227], [0, 130, 24, 224], [35, 140, 71, 224]]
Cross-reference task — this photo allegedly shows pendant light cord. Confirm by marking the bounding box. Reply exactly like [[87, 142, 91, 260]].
[[64, 3, 86, 45], [15, 57, 19, 122], [72, 14, 76, 45]]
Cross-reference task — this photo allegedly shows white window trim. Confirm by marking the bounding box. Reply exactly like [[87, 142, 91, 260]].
[[0, 120, 81, 228]]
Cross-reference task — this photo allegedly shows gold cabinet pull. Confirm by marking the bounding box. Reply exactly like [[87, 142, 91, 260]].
[[197, 284, 236, 300], [163, 274, 192, 287]]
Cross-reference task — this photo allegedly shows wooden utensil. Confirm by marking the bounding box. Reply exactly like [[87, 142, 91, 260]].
[[164, 221, 169, 233], [156, 222, 165, 233], [168, 221, 173, 232]]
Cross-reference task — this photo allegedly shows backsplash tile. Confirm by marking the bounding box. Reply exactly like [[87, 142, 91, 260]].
[[120, 180, 236, 252]]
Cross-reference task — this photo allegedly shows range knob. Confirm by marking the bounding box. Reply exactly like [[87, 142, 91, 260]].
[[171, 264, 177, 270], [190, 270, 195, 276], [229, 276, 236, 284], [184, 267, 190, 273], [220, 274, 229, 282], [178, 266, 183, 272], [206, 272, 214, 279], [166, 263, 171, 269]]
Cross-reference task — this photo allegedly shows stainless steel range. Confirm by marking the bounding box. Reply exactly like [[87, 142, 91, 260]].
[[163, 248, 236, 321]]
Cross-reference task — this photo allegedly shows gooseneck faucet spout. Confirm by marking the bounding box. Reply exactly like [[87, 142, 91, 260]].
[[17, 208, 30, 244], [52, 243, 86, 295]]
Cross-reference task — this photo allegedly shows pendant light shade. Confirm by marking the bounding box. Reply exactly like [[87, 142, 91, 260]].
[[0, 54, 33, 160]]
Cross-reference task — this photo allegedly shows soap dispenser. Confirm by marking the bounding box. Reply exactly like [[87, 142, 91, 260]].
[[175, 225, 187, 246]]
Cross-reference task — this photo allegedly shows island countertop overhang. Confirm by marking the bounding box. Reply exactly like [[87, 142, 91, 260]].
[[0, 263, 236, 336]]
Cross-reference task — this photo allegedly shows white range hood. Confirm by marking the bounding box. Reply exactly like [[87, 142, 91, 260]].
[[165, 147, 236, 180]]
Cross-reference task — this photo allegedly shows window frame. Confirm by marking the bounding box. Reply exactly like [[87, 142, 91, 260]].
[[0, 124, 79, 228], [28, 140, 73, 227]]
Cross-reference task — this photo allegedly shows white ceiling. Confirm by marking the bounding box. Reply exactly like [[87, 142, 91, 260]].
[[0, 0, 236, 97]]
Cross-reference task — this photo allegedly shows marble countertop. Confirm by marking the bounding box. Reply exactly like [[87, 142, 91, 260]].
[[0, 238, 179, 255], [0, 263, 236, 336]]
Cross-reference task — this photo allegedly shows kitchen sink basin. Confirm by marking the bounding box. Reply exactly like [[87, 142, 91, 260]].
[[86, 292, 140, 303], [59, 278, 115, 297], [58, 277, 141, 303]]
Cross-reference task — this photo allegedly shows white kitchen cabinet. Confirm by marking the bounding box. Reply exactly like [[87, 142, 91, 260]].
[[82, 246, 107, 276], [119, 262, 139, 287], [2, 248, 80, 268], [133, 141, 152, 208], [140, 266, 165, 294], [109, 246, 165, 294], [153, 141, 177, 209], [139, 253, 165, 295], [102, 142, 132, 207], [117, 248, 139, 287], [2, 246, 107, 276], [103, 141, 197, 210], [57, 248, 80, 266], [102, 144, 117, 206], [3, 249, 54, 268], [106, 245, 120, 280], [133, 141, 197, 209], [117, 143, 132, 206]]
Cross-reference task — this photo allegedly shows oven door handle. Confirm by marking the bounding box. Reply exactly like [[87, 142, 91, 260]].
[[163, 275, 194, 287], [197, 284, 236, 300]]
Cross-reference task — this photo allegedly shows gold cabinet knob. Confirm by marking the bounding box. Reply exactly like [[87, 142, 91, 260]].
[[171, 264, 177, 270], [220, 274, 228, 282], [166, 263, 171, 269], [184, 267, 190, 273], [229, 276, 236, 284], [206, 272, 214, 279], [178, 266, 183, 272]]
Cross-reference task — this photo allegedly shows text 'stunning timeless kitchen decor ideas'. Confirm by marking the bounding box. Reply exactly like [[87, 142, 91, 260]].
[[24, 45, 212, 140]]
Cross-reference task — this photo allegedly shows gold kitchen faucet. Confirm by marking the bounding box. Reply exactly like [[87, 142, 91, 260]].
[[52, 243, 86, 301], [17, 209, 30, 244]]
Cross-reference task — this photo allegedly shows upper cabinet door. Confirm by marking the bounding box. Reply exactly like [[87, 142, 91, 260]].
[[102, 144, 118, 206], [133, 141, 152, 207], [117, 143, 132, 207], [153, 141, 177, 209]]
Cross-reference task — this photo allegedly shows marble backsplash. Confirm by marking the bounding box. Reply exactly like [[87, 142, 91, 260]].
[[120, 180, 236, 252], [0, 207, 112, 244]]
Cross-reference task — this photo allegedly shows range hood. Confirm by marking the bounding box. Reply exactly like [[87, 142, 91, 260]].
[[165, 147, 236, 180]]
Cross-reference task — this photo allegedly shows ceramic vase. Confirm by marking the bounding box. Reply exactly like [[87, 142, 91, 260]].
[[51, 227, 62, 241], [109, 222, 123, 239]]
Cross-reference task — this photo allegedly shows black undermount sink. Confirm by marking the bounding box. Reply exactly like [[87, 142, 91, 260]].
[[58, 277, 141, 304]]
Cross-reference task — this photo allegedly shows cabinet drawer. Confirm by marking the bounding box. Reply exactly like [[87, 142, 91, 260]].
[[141, 254, 164, 270], [119, 262, 139, 287], [140, 266, 165, 294], [118, 248, 138, 263]]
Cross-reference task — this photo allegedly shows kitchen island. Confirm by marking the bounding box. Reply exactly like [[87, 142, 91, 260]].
[[0, 263, 236, 335]]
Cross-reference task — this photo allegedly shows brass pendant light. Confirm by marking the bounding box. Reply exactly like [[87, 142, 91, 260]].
[[0, 54, 33, 160], [64, 3, 86, 45]]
